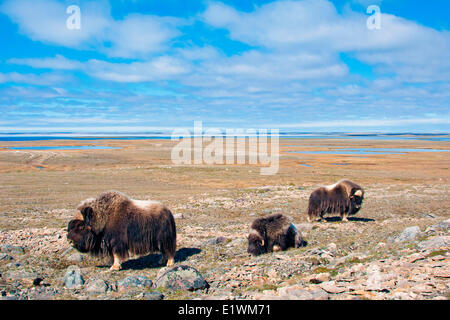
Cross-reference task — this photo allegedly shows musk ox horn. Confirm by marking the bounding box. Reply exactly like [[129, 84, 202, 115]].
[[354, 190, 363, 197]]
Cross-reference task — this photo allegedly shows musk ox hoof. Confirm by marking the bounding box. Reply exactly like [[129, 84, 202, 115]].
[[109, 264, 121, 271]]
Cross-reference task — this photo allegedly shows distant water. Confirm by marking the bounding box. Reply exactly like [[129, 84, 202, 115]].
[[299, 163, 312, 167], [0, 136, 172, 142], [288, 147, 450, 155], [7, 146, 121, 150]]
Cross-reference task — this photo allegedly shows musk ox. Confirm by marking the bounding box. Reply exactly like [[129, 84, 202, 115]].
[[247, 214, 306, 256], [307, 179, 364, 222], [67, 191, 177, 271]]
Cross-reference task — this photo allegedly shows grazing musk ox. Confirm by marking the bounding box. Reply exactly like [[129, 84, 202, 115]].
[[67, 191, 176, 270], [247, 214, 306, 256], [307, 179, 364, 222]]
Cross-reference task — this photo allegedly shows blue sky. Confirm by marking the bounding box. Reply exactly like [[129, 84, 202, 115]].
[[0, 0, 449, 133]]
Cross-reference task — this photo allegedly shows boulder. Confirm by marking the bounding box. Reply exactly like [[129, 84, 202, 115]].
[[63, 265, 84, 289], [154, 265, 208, 291]]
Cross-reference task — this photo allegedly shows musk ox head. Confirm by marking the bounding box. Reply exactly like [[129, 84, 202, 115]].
[[350, 189, 364, 213], [247, 233, 266, 256], [67, 219, 102, 254]]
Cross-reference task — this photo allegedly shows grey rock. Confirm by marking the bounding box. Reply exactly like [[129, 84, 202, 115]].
[[4, 269, 38, 282], [67, 253, 83, 263], [418, 236, 450, 250], [394, 226, 421, 242], [64, 265, 84, 289], [277, 286, 329, 300], [60, 247, 74, 257], [85, 279, 113, 294], [1, 245, 25, 254], [366, 264, 382, 291], [326, 243, 338, 255], [0, 253, 13, 261], [154, 265, 209, 291], [426, 219, 450, 233], [205, 236, 228, 246], [0, 295, 19, 300], [116, 276, 152, 292], [26, 288, 59, 300], [141, 291, 164, 300], [6, 262, 22, 268]]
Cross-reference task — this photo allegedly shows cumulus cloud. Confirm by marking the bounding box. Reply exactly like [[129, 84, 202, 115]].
[[0, 0, 183, 58], [1, 0, 110, 47], [202, 0, 450, 82]]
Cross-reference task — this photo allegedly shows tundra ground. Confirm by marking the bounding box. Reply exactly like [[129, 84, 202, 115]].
[[0, 138, 449, 300]]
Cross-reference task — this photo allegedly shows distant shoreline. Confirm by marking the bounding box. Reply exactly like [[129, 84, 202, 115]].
[[0, 132, 449, 142]]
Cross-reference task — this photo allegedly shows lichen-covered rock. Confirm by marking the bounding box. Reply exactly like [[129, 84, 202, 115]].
[[426, 219, 450, 233], [418, 236, 450, 250], [67, 253, 83, 263], [0, 253, 13, 261], [154, 265, 208, 291], [394, 226, 421, 242], [141, 291, 164, 300], [85, 279, 113, 294], [63, 265, 84, 289], [4, 269, 38, 283], [1, 244, 25, 254], [116, 276, 152, 292]]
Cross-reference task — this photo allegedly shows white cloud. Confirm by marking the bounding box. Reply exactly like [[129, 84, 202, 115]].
[[8, 54, 82, 70], [202, 0, 450, 82], [102, 14, 184, 58], [85, 56, 191, 82], [0, 71, 71, 85], [275, 118, 450, 128], [0, 0, 183, 58], [1, 0, 110, 47]]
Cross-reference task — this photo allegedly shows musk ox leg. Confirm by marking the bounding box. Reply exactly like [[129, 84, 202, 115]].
[[109, 253, 122, 271], [159, 251, 175, 267], [341, 213, 349, 222], [167, 254, 175, 267], [272, 245, 282, 252]]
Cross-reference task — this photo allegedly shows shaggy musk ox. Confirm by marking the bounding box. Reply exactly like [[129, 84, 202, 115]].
[[247, 214, 306, 256], [307, 180, 364, 222], [67, 191, 176, 270]]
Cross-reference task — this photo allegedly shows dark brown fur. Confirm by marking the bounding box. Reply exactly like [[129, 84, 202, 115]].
[[247, 214, 306, 256], [67, 191, 176, 269], [307, 180, 364, 221]]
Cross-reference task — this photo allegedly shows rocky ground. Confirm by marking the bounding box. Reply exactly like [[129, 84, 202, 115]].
[[0, 184, 449, 300]]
